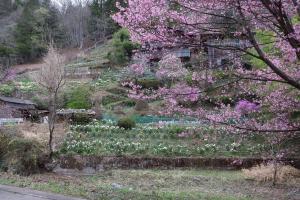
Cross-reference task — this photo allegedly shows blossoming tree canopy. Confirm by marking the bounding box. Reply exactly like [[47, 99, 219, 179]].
[[114, 0, 300, 133], [113, 0, 299, 85], [156, 54, 187, 80]]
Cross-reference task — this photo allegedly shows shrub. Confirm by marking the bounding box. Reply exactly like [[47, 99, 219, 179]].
[[108, 28, 139, 65], [136, 78, 162, 89], [0, 132, 11, 168], [70, 113, 93, 125], [107, 49, 126, 65], [65, 85, 92, 109], [117, 117, 136, 130], [134, 100, 149, 111], [242, 164, 300, 184], [0, 83, 16, 96], [123, 99, 136, 107], [3, 138, 44, 175], [31, 95, 49, 110]]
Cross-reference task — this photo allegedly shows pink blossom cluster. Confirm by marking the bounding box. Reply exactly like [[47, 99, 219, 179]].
[[159, 83, 200, 103], [235, 100, 259, 115], [156, 54, 187, 80], [121, 81, 158, 100], [192, 72, 214, 84], [129, 63, 144, 76]]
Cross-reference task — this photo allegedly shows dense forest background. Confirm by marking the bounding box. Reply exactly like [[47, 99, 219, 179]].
[[0, 0, 121, 71]]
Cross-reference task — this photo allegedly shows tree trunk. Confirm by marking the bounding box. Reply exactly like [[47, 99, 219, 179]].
[[48, 97, 56, 159], [246, 28, 300, 90], [48, 123, 54, 158], [273, 159, 278, 186]]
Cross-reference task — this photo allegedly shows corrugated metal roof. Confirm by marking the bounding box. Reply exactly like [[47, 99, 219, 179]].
[[0, 96, 36, 105]]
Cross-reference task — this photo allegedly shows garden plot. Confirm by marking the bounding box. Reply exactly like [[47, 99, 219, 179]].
[[60, 121, 274, 157]]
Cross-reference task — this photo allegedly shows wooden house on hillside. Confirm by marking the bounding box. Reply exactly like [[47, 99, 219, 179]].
[[142, 30, 249, 69], [0, 96, 37, 125]]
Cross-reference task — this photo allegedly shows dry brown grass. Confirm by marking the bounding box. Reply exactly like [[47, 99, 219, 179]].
[[16, 122, 69, 150], [242, 164, 300, 184]]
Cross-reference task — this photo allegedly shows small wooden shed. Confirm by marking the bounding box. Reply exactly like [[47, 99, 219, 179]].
[[0, 96, 37, 121]]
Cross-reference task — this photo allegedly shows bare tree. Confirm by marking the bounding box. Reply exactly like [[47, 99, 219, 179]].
[[34, 44, 66, 158], [60, 0, 90, 48]]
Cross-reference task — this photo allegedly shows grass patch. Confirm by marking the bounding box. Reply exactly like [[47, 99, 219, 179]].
[[0, 169, 270, 200]]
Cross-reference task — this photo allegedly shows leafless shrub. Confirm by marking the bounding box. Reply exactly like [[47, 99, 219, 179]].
[[242, 164, 300, 184], [32, 44, 66, 158]]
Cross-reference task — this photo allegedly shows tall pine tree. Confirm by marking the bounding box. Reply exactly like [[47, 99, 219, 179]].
[[15, 0, 44, 61], [15, 0, 65, 62]]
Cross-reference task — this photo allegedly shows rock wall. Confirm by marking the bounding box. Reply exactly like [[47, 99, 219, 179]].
[[55, 155, 300, 174]]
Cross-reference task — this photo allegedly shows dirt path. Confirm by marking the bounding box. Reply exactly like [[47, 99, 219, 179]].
[[9, 48, 84, 75], [12, 62, 42, 73], [0, 184, 86, 200]]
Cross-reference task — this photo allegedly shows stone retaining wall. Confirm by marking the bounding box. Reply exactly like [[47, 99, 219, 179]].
[[57, 155, 300, 172]]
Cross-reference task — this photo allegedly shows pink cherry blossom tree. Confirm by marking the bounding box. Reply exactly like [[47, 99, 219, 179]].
[[114, 2, 300, 175], [114, 0, 300, 133]]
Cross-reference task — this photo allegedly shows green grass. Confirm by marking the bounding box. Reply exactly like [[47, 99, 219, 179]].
[[0, 169, 264, 200], [66, 40, 113, 69], [0, 175, 89, 197]]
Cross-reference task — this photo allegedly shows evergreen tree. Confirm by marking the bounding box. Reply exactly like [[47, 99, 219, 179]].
[[14, 0, 65, 62], [88, 0, 125, 40], [15, 0, 43, 61], [107, 28, 139, 65]]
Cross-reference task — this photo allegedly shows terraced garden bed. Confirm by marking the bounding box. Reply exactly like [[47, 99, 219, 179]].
[[60, 121, 290, 158]]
